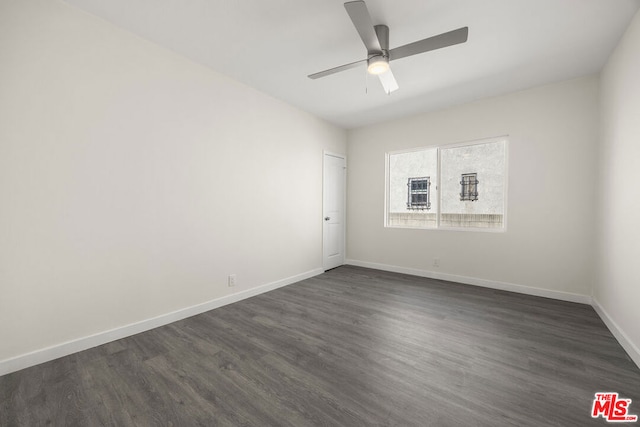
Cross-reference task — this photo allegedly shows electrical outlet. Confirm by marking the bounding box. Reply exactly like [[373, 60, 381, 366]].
[[433, 258, 440, 268], [228, 274, 237, 287]]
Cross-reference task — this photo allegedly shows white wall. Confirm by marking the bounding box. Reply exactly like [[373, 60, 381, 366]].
[[347, 76, 598, 298], [0, 0, 346, 366], [596, 9, 640, 364]]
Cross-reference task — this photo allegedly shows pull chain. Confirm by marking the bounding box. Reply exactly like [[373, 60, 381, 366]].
[[364, 67, 369, 95]]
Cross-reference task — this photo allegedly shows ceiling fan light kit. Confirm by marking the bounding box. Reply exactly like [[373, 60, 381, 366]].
[[308, 0, 469, 94], [367, 54, 389, 75]]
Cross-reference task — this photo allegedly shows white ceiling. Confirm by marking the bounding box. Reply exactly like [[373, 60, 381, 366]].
[[63, 0, 639, 129]]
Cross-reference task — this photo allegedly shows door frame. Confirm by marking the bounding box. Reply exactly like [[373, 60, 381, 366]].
[[322, 151, 347, 271]]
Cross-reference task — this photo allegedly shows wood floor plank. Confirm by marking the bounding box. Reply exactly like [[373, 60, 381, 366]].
[[1, 265, 639, 426]]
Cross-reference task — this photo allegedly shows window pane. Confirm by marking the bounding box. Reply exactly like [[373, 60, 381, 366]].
[[388, 149, 437, 228], [440, 141, 506, 229]]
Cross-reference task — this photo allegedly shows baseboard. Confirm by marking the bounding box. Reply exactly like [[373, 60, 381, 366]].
[[591, 298, 640, 369], [0, 268, 323, 377], [345, 259, 592, 304], [7, 263, 630, 377]]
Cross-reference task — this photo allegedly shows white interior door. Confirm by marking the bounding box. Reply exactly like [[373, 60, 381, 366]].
[[323, 152, 346, 270]]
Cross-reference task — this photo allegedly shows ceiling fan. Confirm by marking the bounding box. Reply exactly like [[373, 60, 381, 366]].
[[308, 1, 469, 94]]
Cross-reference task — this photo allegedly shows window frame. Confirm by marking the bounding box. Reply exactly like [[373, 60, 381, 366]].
[[385, 136, 508, 232]]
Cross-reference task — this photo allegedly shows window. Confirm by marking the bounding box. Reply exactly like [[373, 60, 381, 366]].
[[386, 138, 507, 230], [407, 177, 431, 210], [460, 173, 478, 201], [387, 148, 438, 228]]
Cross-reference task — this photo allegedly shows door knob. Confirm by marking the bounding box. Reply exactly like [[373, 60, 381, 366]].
[[324, 217, 331, 221]]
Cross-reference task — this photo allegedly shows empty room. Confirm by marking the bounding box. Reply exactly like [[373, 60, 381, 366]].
[[1, 0, 640, 425]]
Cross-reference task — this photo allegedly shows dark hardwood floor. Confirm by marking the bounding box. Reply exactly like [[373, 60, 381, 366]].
[[1, 265, 639, 426]]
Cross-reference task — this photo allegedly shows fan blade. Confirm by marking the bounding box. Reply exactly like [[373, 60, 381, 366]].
[[378, 68, 399, 94], [389, 27, 468, 61], [308, 59, 366, 79], [344, 1, 381, 54]]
